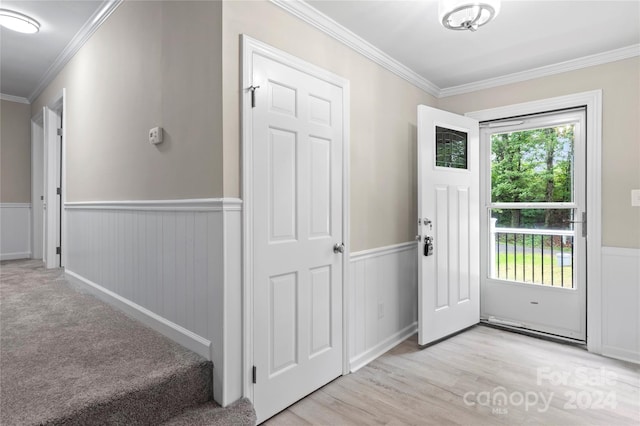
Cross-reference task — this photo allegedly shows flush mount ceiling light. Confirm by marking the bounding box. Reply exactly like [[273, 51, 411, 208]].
[[439, 0, 500, 32], [0, 9, 40, 34]]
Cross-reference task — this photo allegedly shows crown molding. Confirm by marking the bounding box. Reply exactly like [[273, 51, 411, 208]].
[[28, 0, 123, 103], [272, 1, 639, 100], [20, 0, 639, 105], [440, 44, 640, 98], [270, 0, 440, 98], [0, 93, 30, 104]]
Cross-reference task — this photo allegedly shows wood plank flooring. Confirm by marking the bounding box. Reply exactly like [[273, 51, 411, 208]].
[[266, 325, 640, 425]]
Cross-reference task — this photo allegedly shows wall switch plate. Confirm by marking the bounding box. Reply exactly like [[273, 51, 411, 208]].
[[149, 126, 163, 144], [632, 189, 640, 207]]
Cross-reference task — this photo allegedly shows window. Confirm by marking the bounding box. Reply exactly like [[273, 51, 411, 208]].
[[435, 126, 467, 169], [486, 110, 584, 288]]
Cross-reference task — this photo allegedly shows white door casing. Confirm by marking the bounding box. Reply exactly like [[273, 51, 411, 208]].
[[31, 112, 44, 260], [242, 36, 350, 423], [465, 90, 602, 353], [417, 105, 480, 346]]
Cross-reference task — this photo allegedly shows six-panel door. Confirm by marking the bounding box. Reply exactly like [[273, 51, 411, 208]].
[[252, 53, 344, 422]]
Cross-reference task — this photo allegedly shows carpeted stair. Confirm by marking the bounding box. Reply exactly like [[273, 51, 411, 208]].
[[161, 399, 257, 425], [0, 260, 255, 425]]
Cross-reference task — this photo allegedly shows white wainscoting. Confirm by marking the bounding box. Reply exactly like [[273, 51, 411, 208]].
[[64, 199, 242, 406], [349, 242, 418, 371], [346, 241, 639, 370], [0, 203, 31, 260], [601, 246, 640, 364]]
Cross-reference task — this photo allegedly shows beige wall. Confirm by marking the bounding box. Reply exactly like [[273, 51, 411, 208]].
[[222, 0, 437, 251], [29, 0, 636, 250], [438, 57, 640, 249], [29, 0, 434, 249], [1, 100, 31, 203], [32, 0, 223, 201]]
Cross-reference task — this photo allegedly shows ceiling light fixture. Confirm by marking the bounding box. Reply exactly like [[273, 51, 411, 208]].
[[0, 9, 40, 34], [438, 0, 500, 32]]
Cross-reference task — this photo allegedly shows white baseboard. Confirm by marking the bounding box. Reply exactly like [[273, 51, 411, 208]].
[[65, 269, 211, 360], [602, 345, 640, 364], [350, 322, 417, 372], [0, 252, 32, 261]]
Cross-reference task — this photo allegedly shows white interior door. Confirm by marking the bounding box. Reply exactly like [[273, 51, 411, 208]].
[[251, 51, 345, 422], [43, 106, 62, 268], [417, 105, 480, 346]]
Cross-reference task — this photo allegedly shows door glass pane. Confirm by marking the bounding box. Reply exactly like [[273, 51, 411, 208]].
[[489, 208, 574, 288], [491, 125, 575, 203], [435, 126, 467, 169]]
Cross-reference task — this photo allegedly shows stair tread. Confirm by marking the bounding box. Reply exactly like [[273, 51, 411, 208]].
[[162, 399, 256, 426]]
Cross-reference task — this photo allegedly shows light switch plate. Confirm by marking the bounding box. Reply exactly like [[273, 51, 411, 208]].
[[632, 189, 640, 207]]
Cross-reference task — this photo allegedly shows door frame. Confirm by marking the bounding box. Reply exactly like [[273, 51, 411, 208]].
[[241, 35, 351, 402], [31, 110, 44, 260], [466, 90, 603, 354], [43, 88, 67, 268]]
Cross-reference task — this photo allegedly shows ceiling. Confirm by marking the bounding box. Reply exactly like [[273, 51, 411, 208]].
[[307, 0, 640, 91], [1, 0, 639, 102], [0, 0, 106, 100]]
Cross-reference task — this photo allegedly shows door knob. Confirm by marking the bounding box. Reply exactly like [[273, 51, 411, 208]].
[[333, 243, 345, 254]]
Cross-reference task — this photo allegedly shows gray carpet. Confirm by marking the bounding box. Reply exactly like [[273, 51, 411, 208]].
[[162, 399, 256, 426], [0, 259, 255, 425]]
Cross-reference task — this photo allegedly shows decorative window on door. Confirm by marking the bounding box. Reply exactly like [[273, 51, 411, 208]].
[[435, 126, 468, 169]]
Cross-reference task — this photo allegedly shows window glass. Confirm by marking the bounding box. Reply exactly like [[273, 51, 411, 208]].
[[436, 126, 467, 169], [491, 125, 574, 204]]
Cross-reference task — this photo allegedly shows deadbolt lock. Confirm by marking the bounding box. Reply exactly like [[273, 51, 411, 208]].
[[424, 236, 434, 257]]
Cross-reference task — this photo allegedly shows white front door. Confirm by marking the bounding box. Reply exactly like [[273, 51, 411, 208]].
[[480, 109, 587, 341], [250, 50, 346, 422], [417, 105, 480, 346]]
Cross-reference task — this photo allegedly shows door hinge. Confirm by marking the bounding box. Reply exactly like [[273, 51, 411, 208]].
[[57, 128, 63, 137], [56, 247, 61, 255], [56, 187, 61, 195], [248, 85, 260, 108], [252, 366, 257, 384]]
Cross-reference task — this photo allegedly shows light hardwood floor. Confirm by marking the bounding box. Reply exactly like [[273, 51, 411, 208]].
[[266, 325, 640, 425]]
